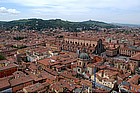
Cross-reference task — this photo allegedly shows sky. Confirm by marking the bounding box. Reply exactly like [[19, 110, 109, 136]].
[[0, 0, 140, 24]]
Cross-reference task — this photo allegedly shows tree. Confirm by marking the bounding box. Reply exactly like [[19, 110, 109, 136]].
[[0, 54, 6, 60]]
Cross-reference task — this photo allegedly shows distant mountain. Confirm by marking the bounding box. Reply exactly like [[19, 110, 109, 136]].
[[112, 23, 140, 28], [82, 20, 117, 28], [0, 18, 119, 31]]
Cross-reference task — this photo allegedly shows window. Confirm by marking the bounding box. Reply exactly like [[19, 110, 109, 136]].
[[79, 61, 82, 65], [78, 68, 81, 72], [83, 63, 86, 67]]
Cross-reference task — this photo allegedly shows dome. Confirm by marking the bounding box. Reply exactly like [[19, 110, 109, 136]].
[[78, 52, 90, 60]]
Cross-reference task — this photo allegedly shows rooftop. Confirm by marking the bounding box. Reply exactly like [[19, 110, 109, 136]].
[[23, 82, 49, 93], [0, 77, 11, 91], [128, 46, 140, 51], [10, 75, 33, 87], [130, 53, 140, 61]]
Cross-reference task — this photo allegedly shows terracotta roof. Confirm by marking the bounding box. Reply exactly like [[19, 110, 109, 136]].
[[80, 80, 91, 87], [127, 74, 140, 84], [92, 89, 109, 93], [23, 82, 49, 93], [54, 65, 65, 69], [28, 63, 38, 70], [59, 71, 77, 80], [50, 82, 63, 92], [45, 67, 59, 76], [0, 63, 18, 71], [13, 71, 25, 78], [25, 70, 54, 82], [59, 79, 76, 91], [0, 77, 11, 91], [130, 53, 140, 61], [38, 58, 50, 66], [10, 76, 33, 87]]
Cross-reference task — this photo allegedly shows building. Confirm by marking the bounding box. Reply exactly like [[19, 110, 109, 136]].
[[119, 75, 140, 93], [23, 82, 49, 93], [64, 36, 98, 49], [0, 60, 18, 78], [10, 71, 33, 92], [50, 79, 77, 93], [106, 44, 119, 57], [0, 76, 12, 92], [119, 45, 140, 57], [77, 50, 91, 75], [130, 53, 140, 68], [63, 37, 105, 55], [38, 52, 77, 72], [94, 39, 106, 56], [76, 50, 104, 77], [91, 69, 118, 89], [0, 46, 18, 57]]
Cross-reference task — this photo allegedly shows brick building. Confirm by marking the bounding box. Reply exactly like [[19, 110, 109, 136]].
[[0, 60, 18, 78], [10, 71, 33, 92], [23, 82, 49, 93], [0, 76, 12, 92], [130, 53, 140, 68], [119, 45, 140, 57], [76, 50, 104, 77], [119, 75, 140, 93], [62, 37, 105, 55], [106, 44, 119, 57]]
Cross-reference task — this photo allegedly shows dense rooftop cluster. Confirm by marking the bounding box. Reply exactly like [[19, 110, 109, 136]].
[[0, 26, 140, 93]]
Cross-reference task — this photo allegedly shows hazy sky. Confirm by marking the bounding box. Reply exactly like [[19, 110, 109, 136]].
[[0, 0, 140, 24]]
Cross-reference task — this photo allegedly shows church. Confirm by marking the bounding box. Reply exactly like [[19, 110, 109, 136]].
[[76, 49, 104, 77]]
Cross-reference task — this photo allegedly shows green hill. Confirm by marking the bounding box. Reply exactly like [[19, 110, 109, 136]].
[[0, 18, 119, 31]]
